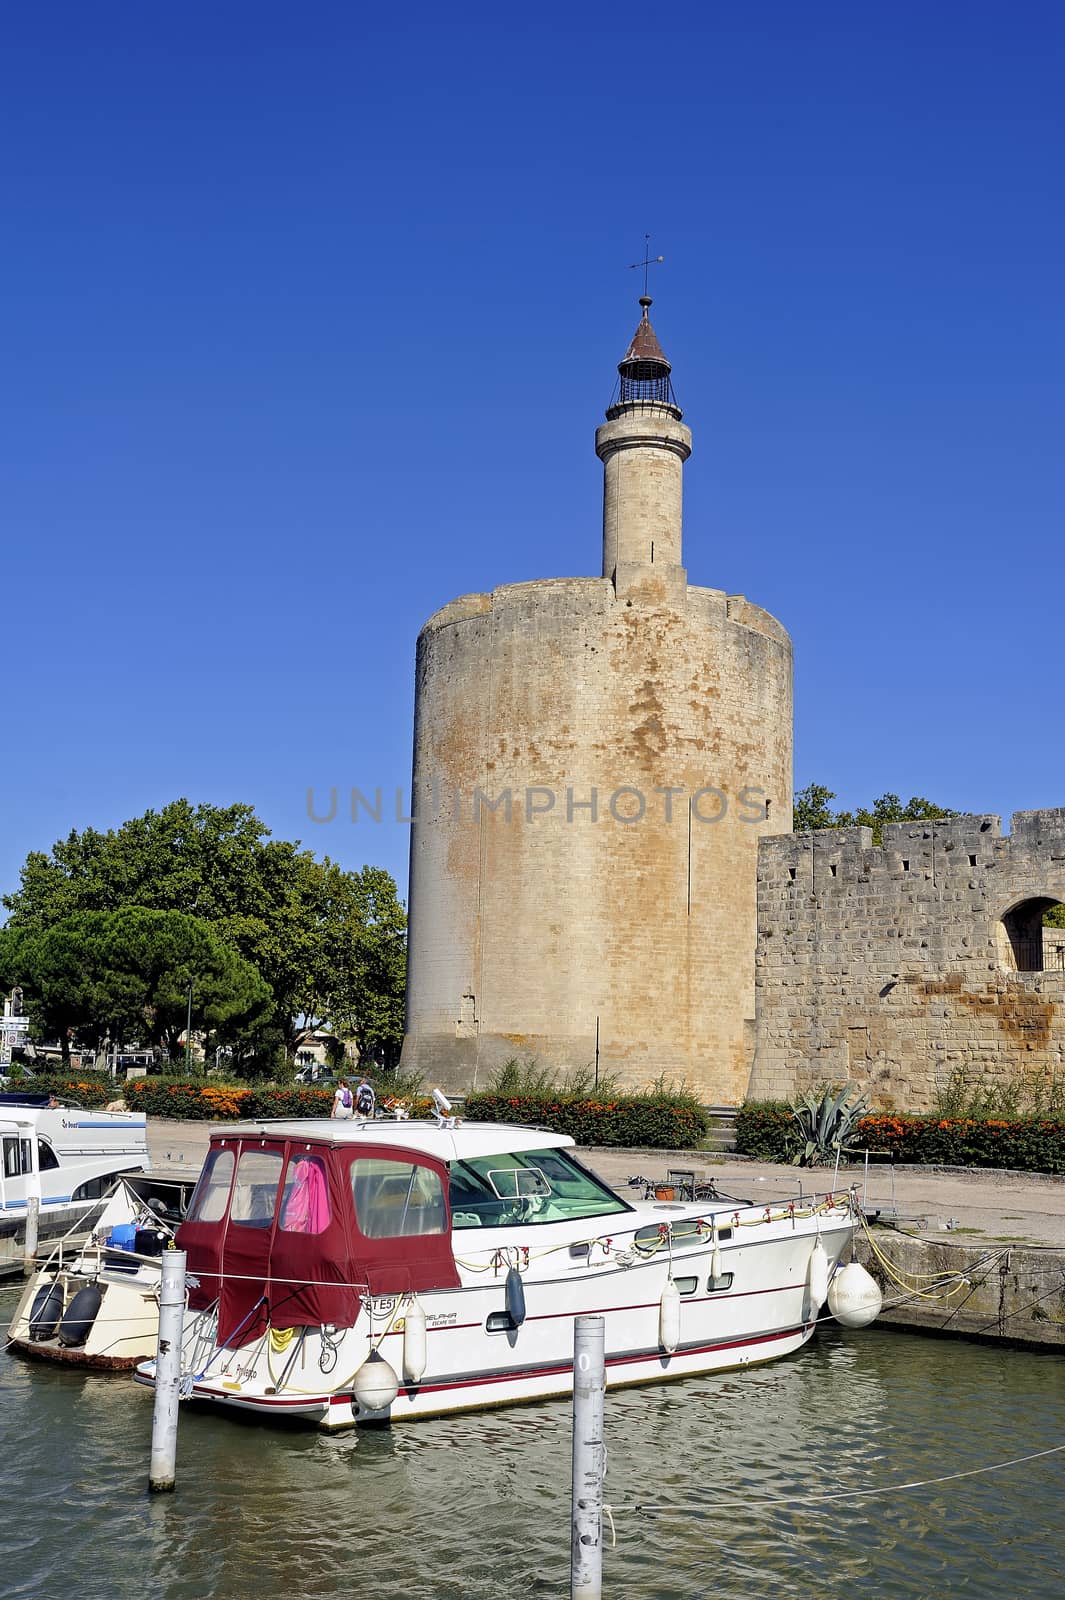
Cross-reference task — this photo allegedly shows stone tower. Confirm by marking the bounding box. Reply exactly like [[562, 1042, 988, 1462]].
[[400, 297, 793, 1101]]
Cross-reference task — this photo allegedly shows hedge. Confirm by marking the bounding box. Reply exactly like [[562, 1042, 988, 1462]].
[[733, 1101, 798, 1162], [5, 1073, 436, 1122], [7, 1075, 708, 1146], [735, 1100, 1065, 1175], [463, 1092, 709, 1149]]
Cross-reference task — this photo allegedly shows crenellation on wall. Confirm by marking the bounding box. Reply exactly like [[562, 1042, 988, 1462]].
[[751, 811, 1065, 1111]]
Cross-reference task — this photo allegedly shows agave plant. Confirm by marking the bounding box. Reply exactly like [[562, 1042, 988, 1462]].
[[790, 1083, 869, 1167]]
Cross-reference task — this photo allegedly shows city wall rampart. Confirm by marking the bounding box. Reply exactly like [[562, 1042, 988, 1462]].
[[749, 810, 1065, 1111]]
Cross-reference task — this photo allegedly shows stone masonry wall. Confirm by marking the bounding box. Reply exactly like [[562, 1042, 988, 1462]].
[[749, 811, 1065, 1111], [402, 574, 792, 1101]]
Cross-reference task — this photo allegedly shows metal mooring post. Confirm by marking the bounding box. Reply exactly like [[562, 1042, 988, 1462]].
[[571, 1314, 606, 1600], [23, 1196, 40, 1275], [148, 1247, 187, 1494]]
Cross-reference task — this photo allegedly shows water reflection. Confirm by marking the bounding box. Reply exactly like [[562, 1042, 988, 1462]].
[[1, 1281, 1062, 1600]]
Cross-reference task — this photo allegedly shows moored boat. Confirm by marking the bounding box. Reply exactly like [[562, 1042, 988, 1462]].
[[7, 1171, 193, 1368], [0, 1094, 149, 1222], [134, 1116, 878, 1428]]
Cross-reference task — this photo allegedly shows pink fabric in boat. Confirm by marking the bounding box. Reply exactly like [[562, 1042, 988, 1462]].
[[282, 1157, 330, 1233]]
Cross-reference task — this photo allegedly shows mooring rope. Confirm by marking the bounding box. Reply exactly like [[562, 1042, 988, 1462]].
[[627, 1442, 1065, 1516]]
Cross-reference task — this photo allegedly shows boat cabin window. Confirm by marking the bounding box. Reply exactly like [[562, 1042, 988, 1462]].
[[279, 1154, 331, 1235], [350, 1158, 447, 1239], [72, 1174, 117, 1201], [37, 1139, 60, 1171], [449, 1146, 631, 1228], [187, 1148, 236, 1224], [2, 1136, 33, 1179], [231, 1148, 284, 1228]]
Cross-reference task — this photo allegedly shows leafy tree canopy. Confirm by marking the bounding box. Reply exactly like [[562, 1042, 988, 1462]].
[[2, 799, 406, 1067], [0, 909, 272, 1066], [792, 784, 956, 846]]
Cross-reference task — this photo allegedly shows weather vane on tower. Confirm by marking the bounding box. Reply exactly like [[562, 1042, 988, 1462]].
[[629, 234, 664, 299]]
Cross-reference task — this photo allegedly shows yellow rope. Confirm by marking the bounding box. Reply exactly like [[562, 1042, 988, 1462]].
[[857, 1212, 994, 1302]]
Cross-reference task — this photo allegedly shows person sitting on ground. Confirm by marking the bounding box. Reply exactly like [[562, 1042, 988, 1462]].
[[355, 1076, 376, 1118], [331, 1077, 354, 1119]]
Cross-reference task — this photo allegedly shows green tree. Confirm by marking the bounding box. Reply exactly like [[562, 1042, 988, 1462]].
[[792, 784, 838, 832], [2, 799, 407, 1067], [0, 910, 272, 1067], [792, 785, 956, 845]]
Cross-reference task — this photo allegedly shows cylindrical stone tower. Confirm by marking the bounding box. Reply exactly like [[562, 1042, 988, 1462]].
[[401, 298, 793, 1102]]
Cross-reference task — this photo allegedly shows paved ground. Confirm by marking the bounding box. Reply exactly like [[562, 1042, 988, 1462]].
[[147, 1120, 1065, 1249]]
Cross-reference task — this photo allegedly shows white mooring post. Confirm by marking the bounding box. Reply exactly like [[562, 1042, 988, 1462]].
[[571, 1314, 606, 1600], [148, 1247, 187, 1494], [23, 1196, 40, 1276]]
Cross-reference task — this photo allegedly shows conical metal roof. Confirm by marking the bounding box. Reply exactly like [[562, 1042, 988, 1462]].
[[620, 297, 671, 373], [607, 295, 681, 418]]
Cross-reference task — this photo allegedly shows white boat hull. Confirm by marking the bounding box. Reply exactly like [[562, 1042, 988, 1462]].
[[135, 1208, 854, 1428]]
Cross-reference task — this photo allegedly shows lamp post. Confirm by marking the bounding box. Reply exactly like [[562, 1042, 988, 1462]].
[[184, 978, 193, 1075]]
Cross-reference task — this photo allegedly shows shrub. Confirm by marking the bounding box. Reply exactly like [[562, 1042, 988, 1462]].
[[853, 1113, 1065, 1173], [734, 1101, 797, 1161], [933, 1066, 1065, 1121], [2, 1071, 114, 1107], [463, 1091, 709, 1149], [6, 1072, 434, 1124], [736, 1100, 1065, 1175], [488, 1057, 625, 1099]]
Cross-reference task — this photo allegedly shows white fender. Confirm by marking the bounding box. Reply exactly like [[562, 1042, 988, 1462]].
[[402, 1297, 427, 1384], [353, 1348, 400, 1412], [659, 1278, 681, 1354], [806, 1237, 830, 1313], [710, 1220, 723, 1285], [827, 1261, 883, 1328]]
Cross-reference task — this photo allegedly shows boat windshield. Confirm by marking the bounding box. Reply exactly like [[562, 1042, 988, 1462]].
[[448, 1146, 632, 1228]]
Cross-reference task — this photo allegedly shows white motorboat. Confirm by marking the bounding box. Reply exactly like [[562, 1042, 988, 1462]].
[[0, 1094, 149, 1226], [8, 1170, 194, 1368], [134, 1116, 878, 1428]]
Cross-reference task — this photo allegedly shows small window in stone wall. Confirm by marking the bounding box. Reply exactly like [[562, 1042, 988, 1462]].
[[902, 860, 910, 871], [969, 855, 977, 867], [788, 867, 797, 881], [829, 864, 837, 877]]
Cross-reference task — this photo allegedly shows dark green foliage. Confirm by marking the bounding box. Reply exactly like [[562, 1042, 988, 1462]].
[[792, 785, 956, 845], [7, 1071, 114, 1107], [1, 798, 406, 1066], [856, 1113, 1065, 1173], [0, 909, 271, 1067], [734, 1102, 798, 1161], [736, 1100, 1065, 1174], [464, 1092, 709, 1148]]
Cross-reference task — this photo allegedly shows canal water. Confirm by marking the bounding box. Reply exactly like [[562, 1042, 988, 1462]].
[[1, 1283, 1062, 1600]]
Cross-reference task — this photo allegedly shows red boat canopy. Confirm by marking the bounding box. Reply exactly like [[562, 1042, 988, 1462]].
[[178, 1133, 461, 1345]]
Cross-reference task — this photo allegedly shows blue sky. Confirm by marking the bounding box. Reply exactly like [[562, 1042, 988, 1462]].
[[3, 1, 1063, 907]]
